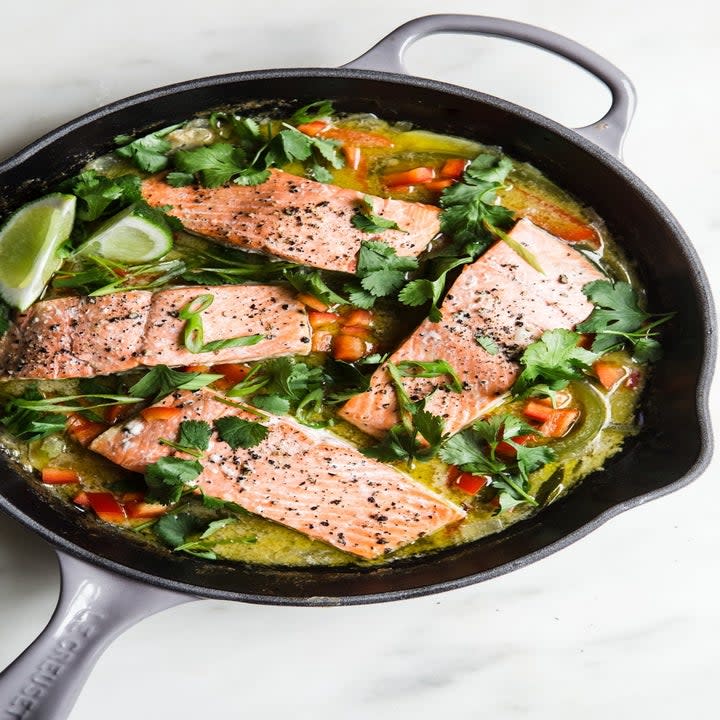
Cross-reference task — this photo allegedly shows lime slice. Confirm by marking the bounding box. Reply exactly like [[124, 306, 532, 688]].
[[0, 193, 76, 311], [76, 205, 173, 264]]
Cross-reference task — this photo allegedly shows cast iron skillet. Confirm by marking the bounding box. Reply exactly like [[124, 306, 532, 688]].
[[0, 15, 714, 720]]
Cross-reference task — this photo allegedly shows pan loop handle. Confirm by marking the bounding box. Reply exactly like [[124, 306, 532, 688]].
[[0, 552, 193, 720], [343, 14, 636, 158]]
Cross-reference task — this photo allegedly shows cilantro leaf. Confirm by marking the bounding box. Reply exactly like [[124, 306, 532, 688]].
[[214, 416, 269, 450], [178, 420, 212, 451], [438, 153, 514, 258], [166, 172, 194, 187], [514, 329, 597, 395], [398, 256, 470, 322], [129, 365, 222, 402], [233, 167, 271, 186], [154, 512, 204, 549], [290, 100, 335, 125], [577, 280, 671, 359], [344, 283, 377, 309], [173, 143, 250, 188], [356, 240, 418, 298], [250, 394, 290, 414], [145, 457, 203, 504], [395, 359, 463, 392], [115, 123, 182, 173], [68, 171, 141, 222], [440, 413, 553, 508], [284, 269, 347, 307], [308, 164, 333, 182], [351, 196, 406, 234]]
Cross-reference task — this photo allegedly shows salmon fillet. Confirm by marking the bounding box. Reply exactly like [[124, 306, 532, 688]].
[[89, 390, 465, 559], [339, 219, 605, 438], [141, 169, 440, 273], [0, 285, 310, 380]]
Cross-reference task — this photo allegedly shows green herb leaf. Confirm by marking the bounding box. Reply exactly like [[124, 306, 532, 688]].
[[129, 365, 222, 402], [68, 171, 141, 222], [166, 172, 195, 187], [145, 457, 203, 504], [356, 240, 418, 298], [514, 329, 597, 395], [308, 164, 333, 183], [577, 280, 671, 359], [250, 394, 290, 414], [398, 256, 470, 322], [173, 143, 250, 188], [154, 512, 204, 549], [214, 416, 269, 449], [178, 420, 212, 451], [395, 359, 463, 392], [351, 196, 406, 234], [284, 269, 347, 307], [290, 100, 335, 125], [115, 123, 182, 173], [233, 167, 271, 186], [439, 153, 514, 258], [0, 387, 67, 441]]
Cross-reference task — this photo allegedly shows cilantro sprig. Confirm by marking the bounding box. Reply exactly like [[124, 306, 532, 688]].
[[129, 365, 222, 402], [577, 280, 672, 361], [362, 362, 446, 464], [514, 329, 598, 395], [351, 196, 406, 234], [440, 413, 555, 510], [115, 123, 183, 173], [214, 416, 269, 450]]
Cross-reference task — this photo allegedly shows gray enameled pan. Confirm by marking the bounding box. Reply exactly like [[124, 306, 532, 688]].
[[0, 15, 714, 720]]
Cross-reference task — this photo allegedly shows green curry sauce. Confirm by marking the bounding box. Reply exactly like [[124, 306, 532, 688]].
[[0, 106, 651, 567]]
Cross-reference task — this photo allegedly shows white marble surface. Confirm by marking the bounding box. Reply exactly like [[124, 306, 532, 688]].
[[0, 0, 718, 718]]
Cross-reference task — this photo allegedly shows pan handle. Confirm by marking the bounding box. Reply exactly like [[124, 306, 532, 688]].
[[343, 14, 636, 158], [0, 551, 193, 720]]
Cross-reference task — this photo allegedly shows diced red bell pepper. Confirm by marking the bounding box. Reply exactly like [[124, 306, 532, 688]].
[[343, 309, 374, 327], [141, 406, 184, 422], [296, 120, 329, 136], [539, 408, 580, 438], [66, 413, 108, 446], [323, 127, 394, 148], [523, 400, 554, 423], [73, 491, 91, 508], [308, 311, 341, 330], [533, 391, 573, 409], [104, 403, 127, 425], [296, 292, 329, 312], [496, 434, 537, 459], [211, 363, 251, 384], [440, 158, 469, 179], [183, 364, 211, 373], [425, 178, 455, 192], [383, 167, 435, 187], [332, 334, 367, 362], [41, 467, 80, 485], [85, 492, 127, 523], [342, 145, 363, 170], [593, 360, 627, 389], [447, 466, 489, 495]]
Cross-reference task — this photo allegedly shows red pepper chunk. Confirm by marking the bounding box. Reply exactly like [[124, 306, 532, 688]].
[[440, 158, 469, 179], [41, 467, 80, 485], [383, 167, 435, 187], [85, 492, 127, 523], [447, 466, 489, 495]]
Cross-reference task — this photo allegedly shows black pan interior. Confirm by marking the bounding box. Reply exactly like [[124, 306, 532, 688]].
[[0, 70, 714, 604]]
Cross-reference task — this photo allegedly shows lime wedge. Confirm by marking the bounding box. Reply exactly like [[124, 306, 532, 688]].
[[76, 205, 173, 264], [0, 193, 76, 311]]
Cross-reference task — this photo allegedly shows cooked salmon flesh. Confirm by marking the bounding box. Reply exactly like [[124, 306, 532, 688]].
[[0, 285, 310, 380], [89, 389, 465, 559], [339, 219, 605, 438], [141, 169, 440, 273]]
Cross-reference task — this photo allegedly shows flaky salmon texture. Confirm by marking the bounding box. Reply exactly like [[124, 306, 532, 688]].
[[0, 285, 310, 380], [141, 169, 440, 272], [89, 390, 465, 559], [339, 219, 605, 438]]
